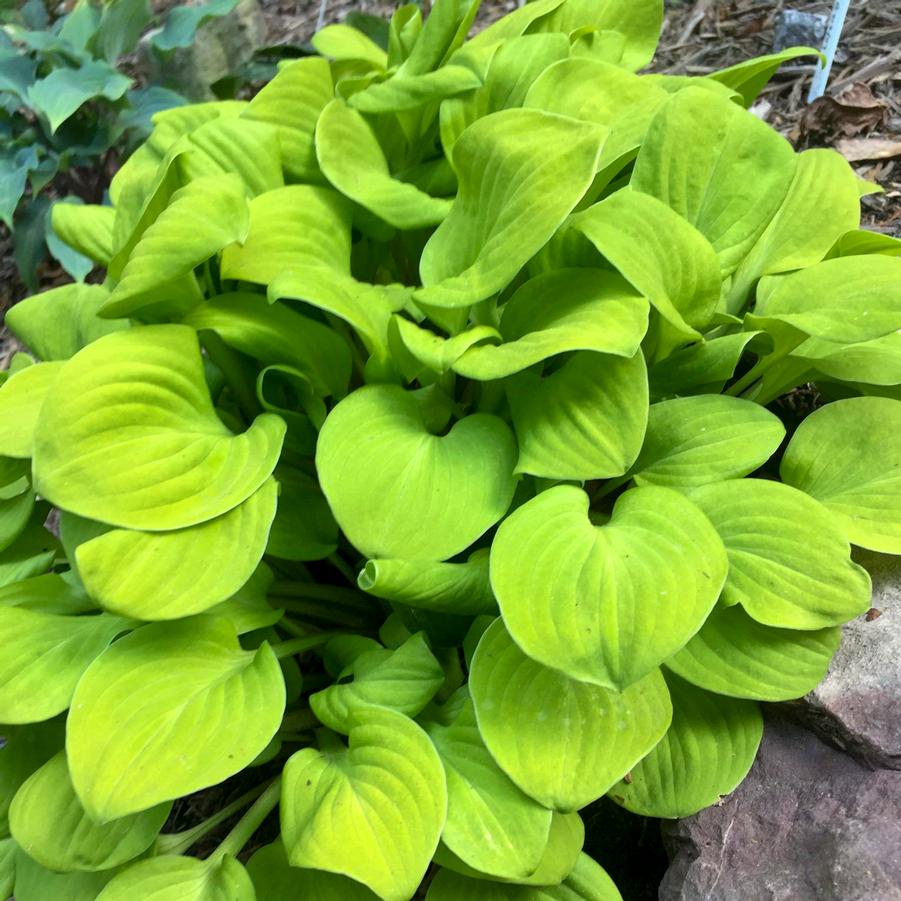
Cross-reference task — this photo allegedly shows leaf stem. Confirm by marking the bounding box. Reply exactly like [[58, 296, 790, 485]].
[[279, 600, 370, 629], [155, 782, 268, 856], [211, 777, 282, 861], [270, 633, 336, 660], [328, 553, 358, 586], [725, 336, 805, 399]]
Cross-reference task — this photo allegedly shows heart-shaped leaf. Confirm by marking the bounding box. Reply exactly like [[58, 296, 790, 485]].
[[0, 362, 64, 458], [507, 351, 648, 480], [491, 486, 727, 689], [629, 395, 785, 488], [10, 752, 169, 872], [281, 707, 447, 901], [67, 617, 285, 820], [33, 325, 285, 531], [241, 57, 333, 181], [632, 87, 796, 276], [359, 550, 496, 616], [609, 672, 762, 818], [665, 604, 840, 701], [76, 478, 277, 620], [0, 607, 129, 723], [95, 854, 255, 901], [426, 852, 623, 900], [417, 109, 606, 307], [780, 396, 901, 552], [470, 619, 672, 811], [310, 632, 445, 733], [317, 384, 517, 560], [317, 99, 451, 228], [687, 479, 871, 628], [247, 841, 380, 900], [424, 695, 553, 880]]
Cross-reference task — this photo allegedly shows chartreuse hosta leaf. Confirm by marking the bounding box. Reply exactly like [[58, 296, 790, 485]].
[[281, 707, 447, 901], [359, 550, 496, 615], [628, 395, 785, 488], [5, 284, 128, 361], [10, 752, 169, 872], [95, 855, 255, 901], [524, 58, 668, 184], [0, 362, 64, 457], [51, 202, 116, 266], [433, 269, 648, 381], [423, 693, 553, 880], [0, 507, 59, 590], [67, 616, 284, 820], [310, 632, 444, 733], [176, 117, 284, 198], [470, 620, 672, 810], [609, 672, 763, 819], [219, 185, 352, 284], [182, 292, 352, 398], [33, 326, 285, 531], [317, 384, 517, 560], [13, 848, 121, 901], [101, 174, 250, 320], [0, 607, 130, 723], [573, 189, 721, 349], [665, 605, 840, 701], [241, 57, 333, 181], [632, 87, 796, 276], [507, 351, 648, 480], [314, 21, 389, 66], [349, 66, 483, 113], [427, 853, 623, 901], [417, 109, 607, 307], [491, 486, 727, 689], [751, 256, 901, 345], [725, 149, 861, 313], [531, 0, 663, 71], [687, 479, 870, 629], [432, 809, 583, 887], [781, 396, 901, 553], [247, 841, 380, 900], [1, 720, 65, 833], [75, 478, 277, 620], [317, 99, 451, 228], [440, 34, 570, 159], [710, 46, 821, 106]]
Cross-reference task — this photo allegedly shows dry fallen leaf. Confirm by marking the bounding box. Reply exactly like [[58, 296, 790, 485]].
[[801, 82, 887, 139], [837, 138, 901, 162]]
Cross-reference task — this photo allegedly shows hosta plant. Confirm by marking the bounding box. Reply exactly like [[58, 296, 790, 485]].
[[2, 0, 901, 898]]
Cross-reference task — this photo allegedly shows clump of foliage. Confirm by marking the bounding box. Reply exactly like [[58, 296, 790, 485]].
[[0, 0, 241, 288], [2, 0, 901, 897]]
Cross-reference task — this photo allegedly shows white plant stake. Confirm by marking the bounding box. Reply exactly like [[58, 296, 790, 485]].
[[808, 0, 852, 102]]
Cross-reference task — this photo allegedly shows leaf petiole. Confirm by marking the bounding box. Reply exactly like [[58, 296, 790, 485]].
[[210, 777, 282, 861]]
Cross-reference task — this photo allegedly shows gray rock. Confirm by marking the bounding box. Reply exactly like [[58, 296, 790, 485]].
[[794, 550, 901, 770], [773, 10, 826, 53], [137, 0, 267, 102], [660, 715, 901, 901]]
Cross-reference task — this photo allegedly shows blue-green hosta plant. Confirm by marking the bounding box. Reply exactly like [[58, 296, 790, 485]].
[[1, 0, 900, 897]]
